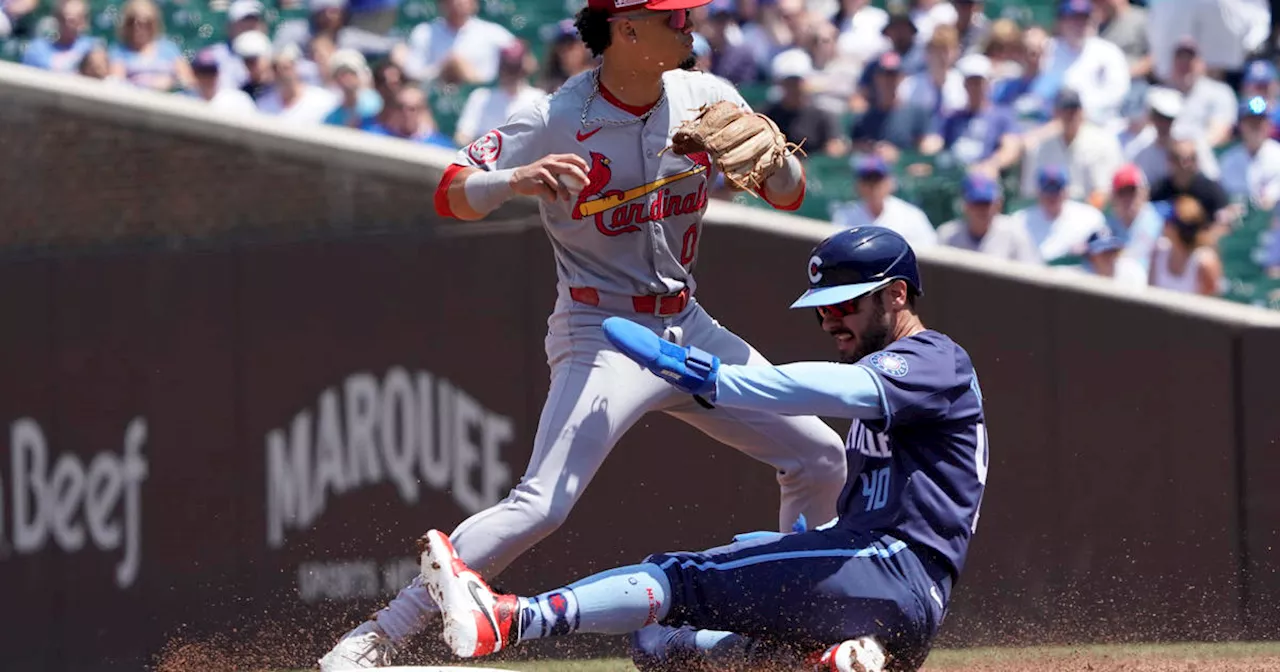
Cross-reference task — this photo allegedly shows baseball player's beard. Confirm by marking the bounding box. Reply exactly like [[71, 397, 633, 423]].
[[678, 55, 697, 70], [839, 297, 891, 364]]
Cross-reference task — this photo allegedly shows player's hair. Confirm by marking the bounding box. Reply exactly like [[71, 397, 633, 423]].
[[574, 7, 612, 58]]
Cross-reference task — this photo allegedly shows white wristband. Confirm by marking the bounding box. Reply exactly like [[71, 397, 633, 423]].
[[764, 153, 804, 195], [462, 167, 516, 214]]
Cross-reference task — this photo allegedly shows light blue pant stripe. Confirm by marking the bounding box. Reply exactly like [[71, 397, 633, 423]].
[[658, 540, 908, 573]]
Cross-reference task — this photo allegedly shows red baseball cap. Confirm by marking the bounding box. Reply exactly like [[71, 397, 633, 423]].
[[588, 0, 712, 12], [1112, 164, 1147, 191]]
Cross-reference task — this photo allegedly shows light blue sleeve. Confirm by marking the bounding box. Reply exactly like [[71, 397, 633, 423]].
[[713, 362, 887, 419]]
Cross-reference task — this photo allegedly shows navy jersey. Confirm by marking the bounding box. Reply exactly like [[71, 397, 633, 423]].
[[836, 330, 988, 576]]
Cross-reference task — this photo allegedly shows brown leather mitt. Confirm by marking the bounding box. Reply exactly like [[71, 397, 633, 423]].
[[668, 100, 803, 193]]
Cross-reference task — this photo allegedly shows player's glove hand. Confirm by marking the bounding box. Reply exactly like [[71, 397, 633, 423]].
[[666, 101, 802, 194], [601, 317, 719, 397]]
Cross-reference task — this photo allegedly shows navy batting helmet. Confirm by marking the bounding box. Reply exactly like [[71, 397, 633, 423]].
[[790, 226, 922, 309]]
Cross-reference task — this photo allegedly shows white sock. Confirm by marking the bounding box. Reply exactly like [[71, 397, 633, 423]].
[[372, 575, 439, 643], [518, 564, 671, 640]]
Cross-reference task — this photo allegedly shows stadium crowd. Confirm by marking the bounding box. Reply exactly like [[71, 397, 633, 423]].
[[3, 0, 1279, 300]]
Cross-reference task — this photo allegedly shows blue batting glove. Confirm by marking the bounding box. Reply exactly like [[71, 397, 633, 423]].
[[602, 317, 719, 397]]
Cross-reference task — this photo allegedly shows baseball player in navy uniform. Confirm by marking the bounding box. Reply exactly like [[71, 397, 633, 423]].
[[416, 227, 990, 672], [320, 1, 845, 668]]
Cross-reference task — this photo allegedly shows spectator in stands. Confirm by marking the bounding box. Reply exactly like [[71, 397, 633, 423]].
[[188, 46, 257, 114], [698, 3, 759, 84], [21, 0, 98, 74], [863, 7, 923, 97], [1238, 59, 1280, 137], [257, 43, 340, 123], [1040, 0, 1130, 130], [324, 48, 381, 127], [369, 86, 454, 148], [1094, 0, 1151, 80], [1076, 230, 1143, 286], [211, 0, 267, 93], [937, 173, 1041, 262], [1166, 36, 1238, 148], [794, 18, 861, 115], [692, 32, 713, 72], [1108, 163, 1165, 284], [364, 58, 405, 131], [741, 0, 810, 74], [539, 19, 593, 92], [0, 0, 36, 39], [233, 30, 275, 100], [274, 0, 399, 65], [832, 155, 939, 249], [406, 0, 517, 85], [1011, 165, 1109, 261], [108, 0, 193, 93], [850, 51, 933, 162], [454, 41, 547, 147], [982, 18, 1023, 82], [1149, 196, 1225, 296], [833, 0, 888, 66], [1148, 0, 1269, 84], [898, 24, 966, 117], [1220, 97, 1280, 209], [909, 0, 957, 43], [1125, 87, 1221, 184], [1150, 137, 1233, 229], [923, 54, 1022, 177], [77, 43, 115, 81], [953, 0, 989, 56], [763, 49, 847, 157], [1020, 88, 1124, 208], [992, 25, 1050, 124]]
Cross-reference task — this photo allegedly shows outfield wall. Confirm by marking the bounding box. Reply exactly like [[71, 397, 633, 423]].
[[1, 62, 1279, 671]]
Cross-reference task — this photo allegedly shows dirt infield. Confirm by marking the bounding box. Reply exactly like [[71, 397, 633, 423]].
[[251, 643, 1280, 672]]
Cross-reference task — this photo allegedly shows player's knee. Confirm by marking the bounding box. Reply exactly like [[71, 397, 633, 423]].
[[515, 489, 575, 540]]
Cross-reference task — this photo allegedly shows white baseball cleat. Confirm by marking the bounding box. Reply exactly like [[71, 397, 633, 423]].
[[812, 637, 888, 672], [417, 529, 520, 659], [318, 620, 397, 670]]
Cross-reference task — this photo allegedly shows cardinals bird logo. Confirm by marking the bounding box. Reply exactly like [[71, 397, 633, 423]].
[[573, 150, 713, 236]]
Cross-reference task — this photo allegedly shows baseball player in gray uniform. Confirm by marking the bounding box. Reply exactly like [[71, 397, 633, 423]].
[[319, 1, 845, 668]]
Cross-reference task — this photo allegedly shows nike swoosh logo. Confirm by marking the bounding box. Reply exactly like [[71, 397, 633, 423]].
[[576, 127, 602, 142], [468, 580, 500, 640]]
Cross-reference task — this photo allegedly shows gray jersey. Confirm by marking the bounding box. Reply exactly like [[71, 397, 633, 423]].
[[453, 69, 748, 297]]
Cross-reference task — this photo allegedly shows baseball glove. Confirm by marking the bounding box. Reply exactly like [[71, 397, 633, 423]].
[[666, 101, 804, 193]]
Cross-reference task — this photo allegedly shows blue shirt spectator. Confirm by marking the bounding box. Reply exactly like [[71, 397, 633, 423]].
[[108, 0, 193, 92], [851, 52, 932, 153], [21, 0, 98, 73], [929, 54, 1021, 175]]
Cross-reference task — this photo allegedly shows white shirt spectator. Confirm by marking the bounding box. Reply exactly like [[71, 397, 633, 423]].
[[897, 69, 967, 115], [1148, 0, 1270, 82], [1180, 76, 1239, 139], [1218, 138, 1280, 208], [1042, 36, 1131, 128], [910, 1, 957, 42], [832, 196, 939, 250], [937, 215, 1042, 263], [454, 84, 548, 147], [836, 5, 889, 64], [205, 88, 258, 114], [1125, 126, 1221, 183], [1149, 236, 1222, 294], [257, 86, 339, 124], [1010, 200, 1108, 260], [1021, 123, 1125, 201], [407, 16, 516, 83]]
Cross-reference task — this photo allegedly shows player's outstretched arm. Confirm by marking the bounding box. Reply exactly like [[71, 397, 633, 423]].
[[602, 317, 884, 419], [435, 154, 592, 221]]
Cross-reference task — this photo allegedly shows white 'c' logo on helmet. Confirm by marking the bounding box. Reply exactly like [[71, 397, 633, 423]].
[[808, 255, 823, 283]]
